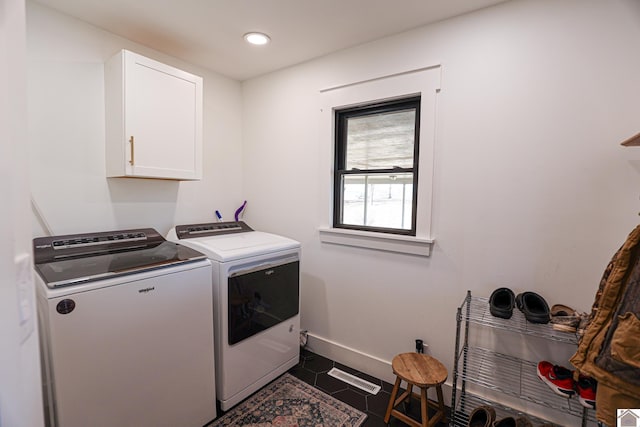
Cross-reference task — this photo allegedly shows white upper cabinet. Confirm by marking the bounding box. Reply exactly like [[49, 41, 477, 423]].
[[105, 49, 203, 180]]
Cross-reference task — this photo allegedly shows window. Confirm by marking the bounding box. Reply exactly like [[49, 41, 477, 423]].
[[334, 97, 420, 236], [318, 65, 440, 256]]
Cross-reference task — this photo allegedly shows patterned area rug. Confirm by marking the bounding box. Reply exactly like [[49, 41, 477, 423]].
[[208, 373, 367, 427]]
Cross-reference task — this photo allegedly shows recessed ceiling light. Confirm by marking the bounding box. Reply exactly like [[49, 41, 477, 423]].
[[244, 32, 271, 46]]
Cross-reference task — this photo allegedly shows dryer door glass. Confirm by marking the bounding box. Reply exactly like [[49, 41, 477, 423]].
[[228, 260, 299, 345]]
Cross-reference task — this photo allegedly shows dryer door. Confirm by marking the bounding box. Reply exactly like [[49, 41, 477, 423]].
[[227, 260, 299, 345]]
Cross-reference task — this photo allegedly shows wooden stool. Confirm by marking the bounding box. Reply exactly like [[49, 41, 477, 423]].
[[383, 353, 448, 427]]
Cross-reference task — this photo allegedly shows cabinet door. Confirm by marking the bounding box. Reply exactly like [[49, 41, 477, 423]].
[[106, 50, 203, 180]]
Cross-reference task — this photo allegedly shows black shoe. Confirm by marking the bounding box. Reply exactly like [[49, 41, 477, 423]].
[[468, 405, 496, 427], [489, 287, 515, 319], [515, 292, 550, 324]]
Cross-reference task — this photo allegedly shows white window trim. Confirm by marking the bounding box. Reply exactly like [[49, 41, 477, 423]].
[[318, 226, 434, 256], [318, 65, 441, 257]]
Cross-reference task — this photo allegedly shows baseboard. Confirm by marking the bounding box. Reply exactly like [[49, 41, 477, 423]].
[[305, 332, 452, 405], [306, 332, 394, 384]]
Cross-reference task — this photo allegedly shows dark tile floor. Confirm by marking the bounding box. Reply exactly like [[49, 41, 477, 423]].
[[287, 348, 450, 427]]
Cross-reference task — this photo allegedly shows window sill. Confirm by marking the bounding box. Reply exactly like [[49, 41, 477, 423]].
[[318, 227, 434, 257]]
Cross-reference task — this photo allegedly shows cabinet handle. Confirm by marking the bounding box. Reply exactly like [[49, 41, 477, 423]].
[[129, 136, 135, 165]]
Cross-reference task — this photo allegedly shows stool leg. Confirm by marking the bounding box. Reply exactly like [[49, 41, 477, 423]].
[[421, 387, 428, 427], [384, 376, 402, 424], [435, 384, 446, 423]]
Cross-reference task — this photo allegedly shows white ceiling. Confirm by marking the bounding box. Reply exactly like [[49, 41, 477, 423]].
[[32, 0, 510, 81]]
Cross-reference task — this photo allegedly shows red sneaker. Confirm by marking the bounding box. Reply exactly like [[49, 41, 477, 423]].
[[536, 361, 575, 397], [576, 375, 596, 409]]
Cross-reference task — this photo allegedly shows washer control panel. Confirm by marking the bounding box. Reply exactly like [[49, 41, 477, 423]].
[[33, 228, 163, 263], [175, 221, 253, 239]]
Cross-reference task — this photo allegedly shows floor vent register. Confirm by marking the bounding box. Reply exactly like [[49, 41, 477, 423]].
[[327, 367, 381, 395]]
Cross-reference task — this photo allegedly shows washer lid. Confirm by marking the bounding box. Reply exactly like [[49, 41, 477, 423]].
[[171, 229, 300, 262]]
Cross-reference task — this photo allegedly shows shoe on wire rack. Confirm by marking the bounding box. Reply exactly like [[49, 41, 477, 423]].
[[536, 361, 575, 397], [515, 292, 550, 324], [467, 405, 496, 427], [489, 287, 516, 319], [550, 304, 580, 333], [576, 374, 597, 409]]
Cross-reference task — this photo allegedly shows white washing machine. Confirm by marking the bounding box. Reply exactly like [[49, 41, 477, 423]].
[[167, 221, 301, 410], [34, 228, 216, 427]]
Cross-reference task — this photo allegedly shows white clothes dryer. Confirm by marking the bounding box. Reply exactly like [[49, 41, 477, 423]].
[[166, 221, 301, 410]]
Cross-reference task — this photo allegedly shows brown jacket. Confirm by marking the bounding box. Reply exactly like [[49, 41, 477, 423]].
[[570, 225, 640, 425]]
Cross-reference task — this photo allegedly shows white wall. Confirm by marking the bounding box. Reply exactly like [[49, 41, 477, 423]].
[[242, 0, 640, 390], [26, 2, 244, 237], [1, 0, 45, 425], [21, 0, 640, 420]]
